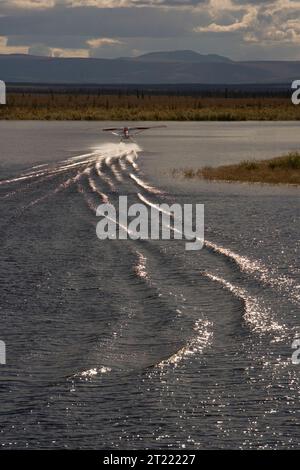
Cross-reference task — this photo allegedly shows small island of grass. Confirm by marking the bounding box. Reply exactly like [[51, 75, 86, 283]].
[[173, 152, 300, 185]]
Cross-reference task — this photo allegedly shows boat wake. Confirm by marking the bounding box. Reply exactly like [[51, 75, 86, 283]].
[[1, 142, 298, 378]]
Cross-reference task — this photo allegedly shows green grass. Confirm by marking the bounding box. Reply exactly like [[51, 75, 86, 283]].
[[173, 152, 300, 185]]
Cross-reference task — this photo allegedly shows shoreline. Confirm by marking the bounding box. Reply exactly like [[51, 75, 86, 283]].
[[172, 153, 300, 186]]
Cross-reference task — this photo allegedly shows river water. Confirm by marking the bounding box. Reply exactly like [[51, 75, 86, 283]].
[[0, 121, 299, 449]]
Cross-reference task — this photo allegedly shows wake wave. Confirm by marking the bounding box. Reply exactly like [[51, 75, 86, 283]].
[[1, 141, 295, 373], [138, 192, 299, 307], [205, 273, 287, 337]]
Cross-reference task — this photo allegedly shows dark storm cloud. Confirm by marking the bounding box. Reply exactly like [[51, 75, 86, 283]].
[[231, 0, 273, 3], [7, 34, 88, 49], [0, 0, 206, 12], [230, 0, 273, 4], [0, 6, 194, 37], [0, 1, 212, 58], [0, 0, 300, 60], [136, 0, 205, 4]]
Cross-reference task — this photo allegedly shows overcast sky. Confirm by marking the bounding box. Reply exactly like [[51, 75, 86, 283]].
[[0, 0, 299, 60]]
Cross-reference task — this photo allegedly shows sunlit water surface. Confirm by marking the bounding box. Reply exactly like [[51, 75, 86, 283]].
[[0, 122, 299, 449]]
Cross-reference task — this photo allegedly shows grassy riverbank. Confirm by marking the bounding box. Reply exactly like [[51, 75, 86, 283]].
[[1, 94, 300, 121], [173, 153, 300, 185]]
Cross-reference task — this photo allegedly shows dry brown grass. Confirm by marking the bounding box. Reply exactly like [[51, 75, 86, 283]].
[[1, 94, 300, 121], [174, 153, 300, 185]]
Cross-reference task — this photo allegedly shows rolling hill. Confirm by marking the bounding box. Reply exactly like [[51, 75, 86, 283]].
[[0, 51, 299, 84]]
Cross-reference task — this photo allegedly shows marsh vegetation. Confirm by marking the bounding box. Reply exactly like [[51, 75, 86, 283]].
[[173, 153, 300, 185], [1, 93, 299, 121]]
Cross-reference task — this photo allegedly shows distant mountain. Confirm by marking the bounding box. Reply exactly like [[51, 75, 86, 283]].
[[0, 51, 299, 84], [132, 50, 233, 63]]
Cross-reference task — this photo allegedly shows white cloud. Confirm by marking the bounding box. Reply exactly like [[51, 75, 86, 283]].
[[87, 37, 123, 48], [0, 36, 29, 53], [195, 6, 256, 32], [194, 0, 300, 45], [4, 0, 55, 9], [50, 47, 89, 57]]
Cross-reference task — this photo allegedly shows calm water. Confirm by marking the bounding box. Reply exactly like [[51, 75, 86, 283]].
[[0, 122, 299, 449]]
